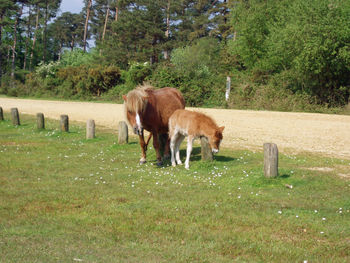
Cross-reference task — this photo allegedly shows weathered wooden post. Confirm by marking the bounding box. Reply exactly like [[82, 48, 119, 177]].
[[118, 121, 128, 144], [264, 143, 278, 178], [11, 108, 20, 126], [60, 115, 69, 132], [36, 113, 45, 129], [201, 136, 213, 161], [86, 119, 95, 139], [225, 76, 231, 101], [0, 107, 3, 121]]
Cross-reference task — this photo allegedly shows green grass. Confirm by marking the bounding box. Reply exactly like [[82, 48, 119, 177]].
[[1, 113, 350, 262]]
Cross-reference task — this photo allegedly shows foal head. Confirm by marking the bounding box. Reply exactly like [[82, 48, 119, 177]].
[[209, 126, 225, 154], [123, 86, 149, 135]]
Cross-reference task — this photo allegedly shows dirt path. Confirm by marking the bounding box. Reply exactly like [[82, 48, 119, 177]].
[[1, 97, 350, 159]]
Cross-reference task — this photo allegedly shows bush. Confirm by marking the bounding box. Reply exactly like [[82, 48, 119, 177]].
[[56, 65, 122, 97], [151, 39, 227, 107], [123, 62, 152, 86]]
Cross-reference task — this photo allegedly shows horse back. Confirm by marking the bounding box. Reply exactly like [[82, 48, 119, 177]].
[[144, 88, 185, 133]]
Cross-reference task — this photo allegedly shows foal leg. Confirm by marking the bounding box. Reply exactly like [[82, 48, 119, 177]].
[[175, 135, 185, 165], [170, 132, 179, 167], [185, 136, 194, 169]]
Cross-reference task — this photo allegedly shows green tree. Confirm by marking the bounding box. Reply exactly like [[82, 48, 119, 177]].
[[229, 0, 350, 106]]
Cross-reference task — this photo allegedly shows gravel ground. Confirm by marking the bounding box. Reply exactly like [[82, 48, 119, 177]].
[[1, 97, 350, 159]]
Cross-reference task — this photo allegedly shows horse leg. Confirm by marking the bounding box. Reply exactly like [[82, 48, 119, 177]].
[[153, 131, 163, 166], [175, 134, 185, 165], [145, 132, 152, 149], [185, 136, 194, 170], [139, 132, 147, 164], [163, 133, 170, 160]]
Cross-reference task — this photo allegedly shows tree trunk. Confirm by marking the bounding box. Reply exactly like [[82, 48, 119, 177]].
[[30, 5, 40, 71], [102, 5, 110, 42], [11, 5, 23, 80], [71, 35, 75, 51], [58, 41, 63, 60], [115, 1, 118, 21], [0, 13, 4, 79], [23, 5, 32, 70], [42, 0, 49, 63], [83, 0, 92, 52], [164, 0, 170, 60]]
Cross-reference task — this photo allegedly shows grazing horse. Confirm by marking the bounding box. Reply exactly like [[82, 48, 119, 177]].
[[169, 109, 224, 169], [123, 85, 185, 165]]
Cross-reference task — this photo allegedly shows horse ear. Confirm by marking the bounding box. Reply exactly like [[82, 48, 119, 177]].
[[122, 95, 127, 101], [218, 126, 225, 133]]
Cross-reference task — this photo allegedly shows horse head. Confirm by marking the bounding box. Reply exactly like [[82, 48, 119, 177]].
[[123, 87, 149, 135], [209, 126, 225, 153]]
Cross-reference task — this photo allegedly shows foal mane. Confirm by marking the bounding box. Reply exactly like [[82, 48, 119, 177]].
[[125, 85, 153, 113]]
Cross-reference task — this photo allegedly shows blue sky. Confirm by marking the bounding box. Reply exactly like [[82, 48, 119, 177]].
[[60, 0, 84, 14]]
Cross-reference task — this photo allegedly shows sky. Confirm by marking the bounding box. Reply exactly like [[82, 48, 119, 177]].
[[60, 0, 84, 14]]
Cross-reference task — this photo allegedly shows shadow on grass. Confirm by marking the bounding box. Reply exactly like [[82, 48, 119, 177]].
[[279, 174, 290, 179], [135, 146, 237, 168]]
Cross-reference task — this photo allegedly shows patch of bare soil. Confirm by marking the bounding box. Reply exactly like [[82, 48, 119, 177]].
[[1, 97, 350, 160]]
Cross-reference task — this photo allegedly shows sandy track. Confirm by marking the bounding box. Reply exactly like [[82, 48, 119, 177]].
[[1, 97, 350, 159]]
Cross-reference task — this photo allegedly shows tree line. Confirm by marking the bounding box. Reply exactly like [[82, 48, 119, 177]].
[[1, 0, 349, 111]]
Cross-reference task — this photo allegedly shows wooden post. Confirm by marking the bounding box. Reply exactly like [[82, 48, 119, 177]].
[[225, 76, 231, 101], [86, 119, 95, 139], [0, 107, 3, 121], [36, 113, 45, 129], [264, 143, 278, 178], [201, 136, 213, 161], [11, 108, 20, 126], [118, 121, 128, 144], [60, 115, 69, 132]]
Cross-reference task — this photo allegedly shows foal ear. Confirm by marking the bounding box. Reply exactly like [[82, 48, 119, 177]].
[[218, 126, 225, 133], [122, 95, 127, 101]]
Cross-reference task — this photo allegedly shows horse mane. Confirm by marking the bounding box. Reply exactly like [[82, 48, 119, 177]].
[[125, 84, 154, 113]]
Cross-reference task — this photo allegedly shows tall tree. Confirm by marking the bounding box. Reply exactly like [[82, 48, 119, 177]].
[[83, 0, 92, 52], [41, 0, 61, 62], [29, 2, 41, 70], [0, 0, 18, 79], [11, 3, 23, 80], [50, 12, 84, 54]]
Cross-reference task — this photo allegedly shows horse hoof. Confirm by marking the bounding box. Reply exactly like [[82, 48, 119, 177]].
[[156, 161, 163, 166], [139, 159, 147, 164]]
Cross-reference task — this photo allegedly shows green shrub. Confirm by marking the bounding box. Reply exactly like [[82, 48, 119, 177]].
[[60, 49, 96, 67], [151, 39, 227, 107], [56, 65, 122, 97], [123, 62, 152, 86], [229, 0, 350, 106]]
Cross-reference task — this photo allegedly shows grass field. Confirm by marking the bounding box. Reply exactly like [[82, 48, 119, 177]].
[[1, 113, 350, 262]]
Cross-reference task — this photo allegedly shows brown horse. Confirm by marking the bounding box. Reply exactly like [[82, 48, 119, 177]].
[[123, 85, 185, 165], [169, 109, 224, 169]]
